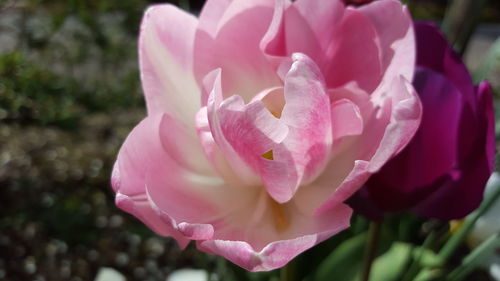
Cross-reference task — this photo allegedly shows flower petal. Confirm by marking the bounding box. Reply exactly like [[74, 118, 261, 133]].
[[112, 114, 219, 247], [367, 76, 422, 172], [293, 0, 345, 52], [194, 0, 281, 102], [308, 76, 422, 213], [139, 4, 200, 127], [320, 7, 382, 92], [331, 98, 364, 140], [205, 69, 261, 185], [260, 0, 322, 65], [359, 0, 415, 83], [198, 0, 232, 37], [280, 53, 332, 184], [198, 203, 352, 271], [360, 69, 462, 212], [412, 82, 495, 220], [414, 22, 475, 106]]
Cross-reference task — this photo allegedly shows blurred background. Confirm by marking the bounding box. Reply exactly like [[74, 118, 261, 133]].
[[0, 0, 499, 280]]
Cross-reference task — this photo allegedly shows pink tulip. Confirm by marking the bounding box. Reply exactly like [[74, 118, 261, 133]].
[[111, 0, 421, 271]]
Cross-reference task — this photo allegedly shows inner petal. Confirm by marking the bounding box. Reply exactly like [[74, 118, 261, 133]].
[[252, 87, 286, 118]]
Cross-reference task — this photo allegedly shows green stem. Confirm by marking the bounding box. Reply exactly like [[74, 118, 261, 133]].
[[441, 0, 490, 56], [361, 221, 382, 281], [401, 231, 438, 281], [446, 233, 500, 281], [280, 258, 297, 281], [438, 183, 500, 263]]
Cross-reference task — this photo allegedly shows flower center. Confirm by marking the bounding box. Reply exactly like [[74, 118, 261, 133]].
[[270, 199, 289, 232]]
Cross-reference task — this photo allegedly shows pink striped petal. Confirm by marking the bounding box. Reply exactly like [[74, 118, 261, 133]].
[[205, 69, 261, 185], [300, 76, 422, 214], [280, 53, 332, 185]]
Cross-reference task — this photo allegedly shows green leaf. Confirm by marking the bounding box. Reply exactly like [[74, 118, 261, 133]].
[[473, 38, 500, 84], [313, 233, 367, 281], [438, 178, 500, 263], [414, 269, 445, 281], [412, 247, 443, 268], [369, 242, 412, 281], [446, 233, 500, 281]]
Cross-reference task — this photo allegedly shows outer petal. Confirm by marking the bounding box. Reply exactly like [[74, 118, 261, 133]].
[[320, 7, 382, 92], [366, 76, 422, 172], [197, 0, 232, 37], [260, 0, 322, 67], [288, 1, 383, 92], [478, 82, 496, 172], [139, 5, 200, 127], [111, 115, 203, 247], [358, 0, 415, 83], [412, 82, 495, 219], [414, 22, 475, 108], [293, 0, 345, 52], [113, 114, 255, 248], [359, 69, 463, 212], [311, 76, 422, 214], [198, 203, 352, 271]]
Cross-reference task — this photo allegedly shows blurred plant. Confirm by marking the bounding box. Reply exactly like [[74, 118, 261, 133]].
[[442, 0, 490, 55]]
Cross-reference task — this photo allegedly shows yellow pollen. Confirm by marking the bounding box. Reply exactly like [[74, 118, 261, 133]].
[[261, 150, 274, 160], [270, 199, 289, 232], [270, 110, 281, 118], [449, 219, 464, 233]]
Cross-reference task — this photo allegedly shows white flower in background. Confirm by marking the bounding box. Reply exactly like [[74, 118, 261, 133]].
[[167, 269, 209, 281], [94, 267, 125, 281]]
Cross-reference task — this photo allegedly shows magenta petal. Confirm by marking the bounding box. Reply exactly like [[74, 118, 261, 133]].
[[478, 82, 496, 172], [412, 82, 495, 220], [414, 22, 475, 105], [359, 69, 462, 212]]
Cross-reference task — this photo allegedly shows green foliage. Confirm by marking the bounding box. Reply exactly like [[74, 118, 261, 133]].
[[0, 51, 82, 127]]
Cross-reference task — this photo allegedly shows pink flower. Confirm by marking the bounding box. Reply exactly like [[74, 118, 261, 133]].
[[111, 0, 421, 271]]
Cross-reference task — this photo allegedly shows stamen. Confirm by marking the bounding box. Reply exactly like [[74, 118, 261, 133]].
[[261, 150, 274, 160], [270, 199, 289, 232]]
